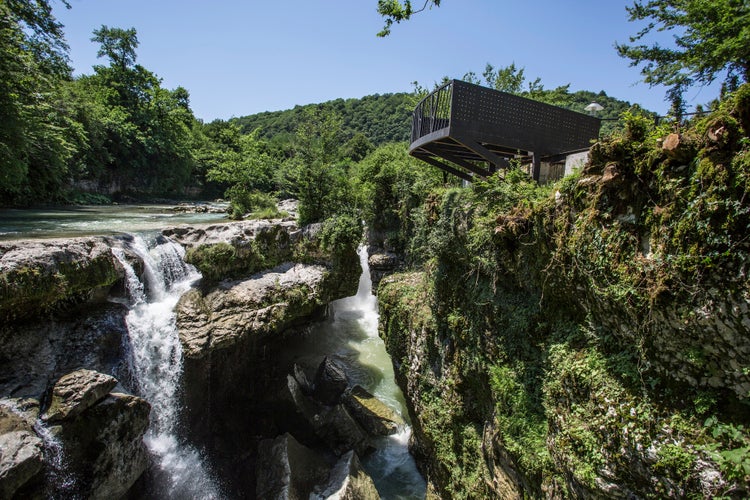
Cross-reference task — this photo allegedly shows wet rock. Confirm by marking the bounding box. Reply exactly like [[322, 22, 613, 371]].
[[42, 369, 117, 423], [0, 400, 44, 499], [313, 357, 350, 406], [57, 392, 150, 498], [311, 450, 379, 500], [0, 430, 44, 499], [343, 385, 405, 436], [282, 375, 370, 457], [312, 404, 371, 458], [256, 433, 330, 499], [0, 302, 128, 400]]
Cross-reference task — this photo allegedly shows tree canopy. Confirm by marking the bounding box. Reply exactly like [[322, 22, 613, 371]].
[[376, 0, 440, 36], [616, 0, 750, 113]]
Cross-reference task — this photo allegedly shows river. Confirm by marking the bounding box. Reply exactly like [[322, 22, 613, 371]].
[[282, 247, 427, 499], [3, 206, 426, 498], [0, 203, 227, 240]]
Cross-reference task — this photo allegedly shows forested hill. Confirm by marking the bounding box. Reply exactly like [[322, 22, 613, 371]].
[[231, 93, 414, 146], [231, 87, 638, 147]]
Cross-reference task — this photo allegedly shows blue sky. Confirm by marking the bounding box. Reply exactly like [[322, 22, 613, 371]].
[[54, 0, 719, 122]]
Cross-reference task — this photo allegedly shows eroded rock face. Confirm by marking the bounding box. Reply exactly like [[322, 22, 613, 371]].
[[42, 369, 117, 423], [55, 391, 150, 499], [367, 248, 402, 294], [0, 400, 43, 499], [0, 236, 123, 322], [256, 433, 331, 499], [0, 302, 128, 401], [166, 218, 360, 496], [1, 379, 149, 500], [177, 262, 331, 358]]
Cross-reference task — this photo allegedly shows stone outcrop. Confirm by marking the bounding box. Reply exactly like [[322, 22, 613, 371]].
[[367, 248, 402, 294], [42, 369, 117, 423], [0, 400, 44, 499], [257, 434, 379, 500], [0, 302, 128, 400], [0, 237, 123, 322], [258, 356, 404, 499], [0, 372, 149, 500], [54, 389, 150, 499], [177, 262, 332, 357], [166, 218, 361, 496]]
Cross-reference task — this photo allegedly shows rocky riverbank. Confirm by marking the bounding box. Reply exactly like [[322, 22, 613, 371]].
[[0, 213, 363, 498]]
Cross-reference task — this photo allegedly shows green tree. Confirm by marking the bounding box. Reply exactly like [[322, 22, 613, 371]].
[[91, 25, 138, 70], [483, 63, 525, 94], [278, 107, 353, 224], [616, 0, 750, 112], [74, 26, 198, 196], [0, 0, 76, 204], [377, 0, 441, 36], [353, 142, 445, 253]]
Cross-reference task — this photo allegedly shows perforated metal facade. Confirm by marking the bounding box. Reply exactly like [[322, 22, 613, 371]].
[[409, 80, 601, 181]]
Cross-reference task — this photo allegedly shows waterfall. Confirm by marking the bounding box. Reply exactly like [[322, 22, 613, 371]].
[[330, 246, 427, 499], [112, 234, 221, 499]]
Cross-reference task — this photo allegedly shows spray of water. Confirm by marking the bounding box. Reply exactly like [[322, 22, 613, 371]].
[[112, 235, 221, 498]]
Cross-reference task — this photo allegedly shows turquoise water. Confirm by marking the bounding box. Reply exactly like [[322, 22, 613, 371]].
[[0, 204, 228, 240]]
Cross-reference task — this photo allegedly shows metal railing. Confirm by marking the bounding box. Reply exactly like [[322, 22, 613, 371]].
[[411, 80, 453, 143]]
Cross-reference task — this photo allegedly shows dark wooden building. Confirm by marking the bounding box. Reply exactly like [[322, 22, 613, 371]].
[[409, 80, 601, 181]]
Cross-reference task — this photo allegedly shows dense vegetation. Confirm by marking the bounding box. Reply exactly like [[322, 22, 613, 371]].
[[231, 93, 414, 147], [377, 85, 750, 498]]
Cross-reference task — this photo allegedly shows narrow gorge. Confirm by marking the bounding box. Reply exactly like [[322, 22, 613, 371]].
[[0, 211, 423, 498]]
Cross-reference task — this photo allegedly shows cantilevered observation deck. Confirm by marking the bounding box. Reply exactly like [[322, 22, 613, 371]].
[[409, 80, 601, 181]]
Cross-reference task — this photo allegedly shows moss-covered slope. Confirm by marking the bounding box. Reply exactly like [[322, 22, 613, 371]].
[[378, 85, 750, 498]]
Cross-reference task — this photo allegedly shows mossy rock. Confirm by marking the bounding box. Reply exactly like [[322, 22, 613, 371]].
[[0, 238, 122, 322]]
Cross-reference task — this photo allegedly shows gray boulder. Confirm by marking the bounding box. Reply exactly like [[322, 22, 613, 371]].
[[56, 392, 150, 498], [42, 369, 117, 423], [282, 375, 371, 457], [313, 357, 350, 406], [0, 400, 44, 499]]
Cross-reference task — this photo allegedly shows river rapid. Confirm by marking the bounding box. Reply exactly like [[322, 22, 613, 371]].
[[2, 206, 426, 497], [281, 247, 427, 499], [0, 203, 227, 240]]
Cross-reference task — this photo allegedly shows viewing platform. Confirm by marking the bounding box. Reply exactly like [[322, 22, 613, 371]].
[[409, 80, 601, 182]]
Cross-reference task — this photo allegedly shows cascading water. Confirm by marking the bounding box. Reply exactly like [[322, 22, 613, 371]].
[[286, 246, 427, 499], [112, 234, 221, 499]]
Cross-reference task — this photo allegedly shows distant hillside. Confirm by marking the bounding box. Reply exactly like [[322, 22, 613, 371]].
[[231, 89, 642, 146], [232, 93, 415, 146]]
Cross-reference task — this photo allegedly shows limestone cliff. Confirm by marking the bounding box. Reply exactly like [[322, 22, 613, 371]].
[[166, 217, 361, 495], [378, 87, 750, 498]]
